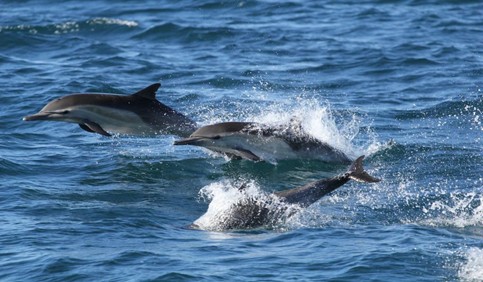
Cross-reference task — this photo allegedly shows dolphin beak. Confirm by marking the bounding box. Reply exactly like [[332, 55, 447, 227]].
[[174, 137, 205, 145], [23, 112, 52, 121]]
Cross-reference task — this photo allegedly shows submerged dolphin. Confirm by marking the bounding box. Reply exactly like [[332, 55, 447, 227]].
[[193, 155, 380, 231], [23, 83, 197, 137], [174, 121, 352, 164]]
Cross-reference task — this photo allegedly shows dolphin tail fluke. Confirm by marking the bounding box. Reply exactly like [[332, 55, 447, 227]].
[[347, 155, 380, 183]]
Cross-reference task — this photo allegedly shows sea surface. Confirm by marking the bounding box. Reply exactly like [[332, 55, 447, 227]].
[[0, 1, 482, 281]]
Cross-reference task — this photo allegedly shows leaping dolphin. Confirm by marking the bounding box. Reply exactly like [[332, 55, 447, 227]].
[[192, 155, 380, 231], [23, 83, 197, 137], [174, 121, 352, 164]]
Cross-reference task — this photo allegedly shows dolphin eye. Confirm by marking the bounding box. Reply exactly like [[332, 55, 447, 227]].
[[60, 110, 70, 114], [212, 135, 221, 140]]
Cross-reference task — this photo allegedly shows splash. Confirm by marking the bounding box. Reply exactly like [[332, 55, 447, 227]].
[[249, 100, 377, 159], [193, 180, 301, 231], [420, 192, 482, 228], [458, 247, 483, 281]]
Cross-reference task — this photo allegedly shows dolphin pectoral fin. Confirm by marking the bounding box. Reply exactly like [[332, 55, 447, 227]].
[[80, 122, 112, 137], [235, 148, 261, 161], [79, 123, 95, 133], [173, 137, 196, 145]]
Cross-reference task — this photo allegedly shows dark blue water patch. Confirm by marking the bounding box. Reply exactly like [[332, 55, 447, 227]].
[[52, 187, 160, 206], [187, 75, 252, 89], [0, 32, 55, 53], [408, 0, 482, 4], [195, 0, 261, 11], [369, 142, 480, 193], [101, 250, 161, 266], [431, 44, 464, 60], [395, 99, 483, 119], [150, 272, 202, 282], [235, 226, 453, 281], [80, 55, 137, 69], [334, 249, 447, 281], [0, 157, 31, 176], [132, 22, 237, 43], [77, 159, 219, 186], [0, 253, 66, 282], [66, 42, 125, 59], [0, 23, 135, 60], [108, 6, 181, 17], [356, 7, 393, 20], [42, 256, 90, 275]]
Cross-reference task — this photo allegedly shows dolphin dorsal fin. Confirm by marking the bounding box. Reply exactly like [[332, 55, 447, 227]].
[[132, 83, 161, 100]]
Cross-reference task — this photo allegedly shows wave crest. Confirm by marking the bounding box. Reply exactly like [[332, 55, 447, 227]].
[[0, 17, 138, 35]]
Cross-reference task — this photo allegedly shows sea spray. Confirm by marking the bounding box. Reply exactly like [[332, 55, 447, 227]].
[[194, 180, 301, 231], [420, 191, 483, 228], [458, 247, 483, 282]]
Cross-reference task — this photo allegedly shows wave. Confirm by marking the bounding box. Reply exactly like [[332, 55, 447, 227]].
[[186, 75, 251, 88], [395, 99, 483, 120], [0, 17, 138, 35], [132, 22, 236, 42], [0, 157, 31, 177]]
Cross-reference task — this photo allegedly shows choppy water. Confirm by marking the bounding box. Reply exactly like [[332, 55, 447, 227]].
[[1, 1, 482, 281]]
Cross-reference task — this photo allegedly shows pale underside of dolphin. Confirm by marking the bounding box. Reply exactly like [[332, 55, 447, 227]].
[[174, 121, 352, 164], [192, 155, 380, 231], [23, 83, 197, 137]]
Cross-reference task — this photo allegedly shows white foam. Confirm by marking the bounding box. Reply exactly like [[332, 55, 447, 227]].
[[458, 247, 483, 281], [257, 101, 384, 159], [421, 192, 482, 228], [87, 17, 138, 27], [194, 180, 258, 230], [54, 21, 80, 34], [193, 180, 300, 231]]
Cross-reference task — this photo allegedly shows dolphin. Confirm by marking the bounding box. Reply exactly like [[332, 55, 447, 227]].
[[174, 121, 352, 164], [23, 83, 197, 137], [192, 155, 380, 231]]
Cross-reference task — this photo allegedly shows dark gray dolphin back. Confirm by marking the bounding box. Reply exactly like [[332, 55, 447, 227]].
[[128, 83, 197, 136]]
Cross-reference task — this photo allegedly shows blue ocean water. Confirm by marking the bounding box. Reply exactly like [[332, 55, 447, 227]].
[[1, 0, 482, 281]]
